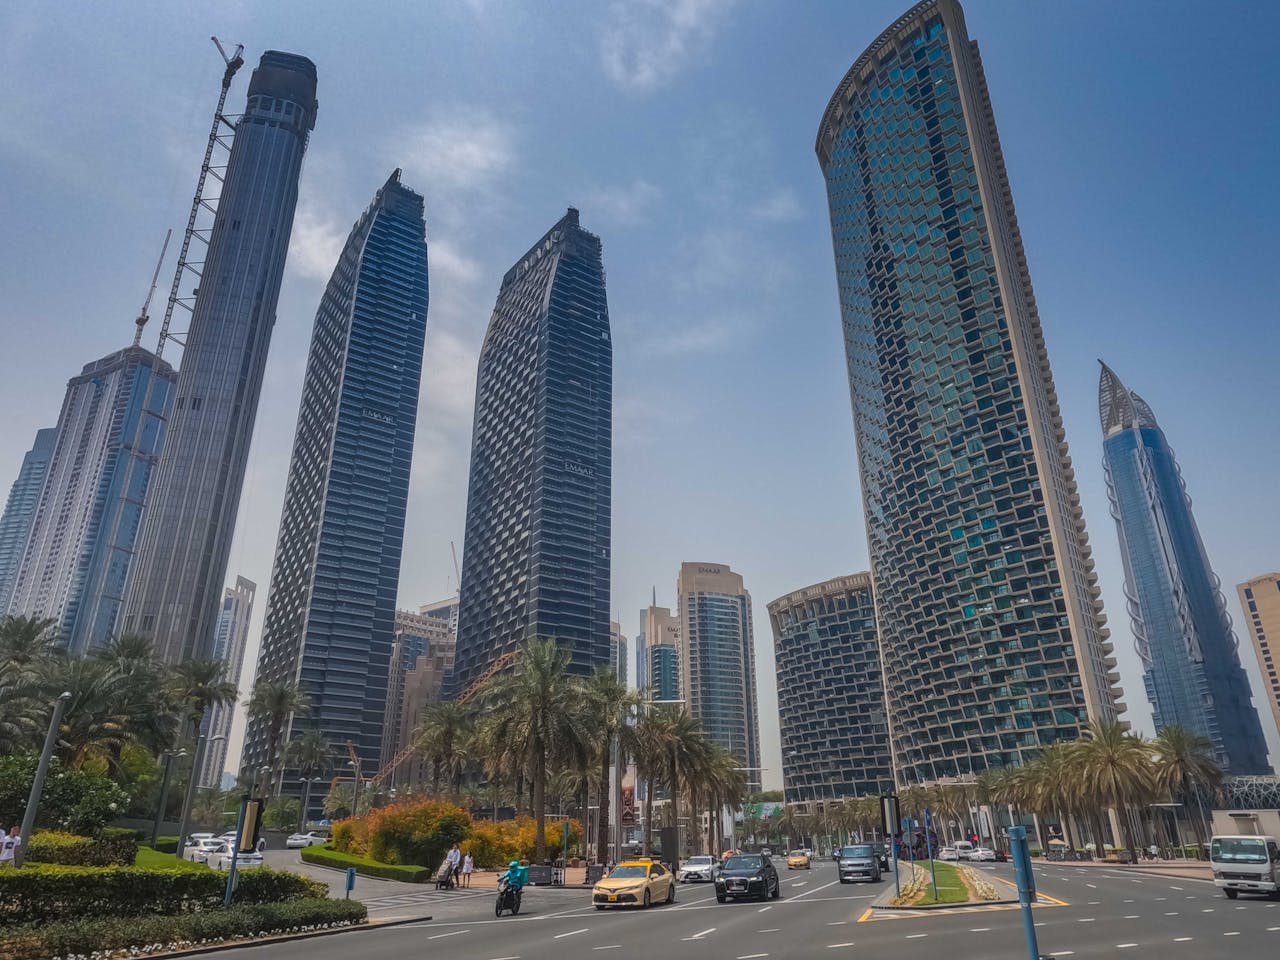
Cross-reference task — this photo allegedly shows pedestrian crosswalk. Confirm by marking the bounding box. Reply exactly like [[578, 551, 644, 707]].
[[362, 888, 489, 910]]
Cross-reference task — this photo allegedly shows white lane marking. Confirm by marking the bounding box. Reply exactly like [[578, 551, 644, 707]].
[[905, 933, 927, 939], [737, 954, 768, 959], [758, 928, 780, 932], [487, 957, 520, 960], [1088, 901, 1100, 905], [1165, 911, 1178, 915], [1086, 883, 1097, 889], [592, 947, 621, 952], [1049, 953, 1074, 957], [428, 930, 470, 940], [827, 920, 847, 925], [970, 928, 991, 932], [786, 878, 843, 901], [1225, 932, 1240, 936], [1202, 908, 1215, 912], [792, 881, 808, 887], [682, 927, 716, 941], [1170, 886, 1183, 890], [554, 929, 588, 939], [1123, 915, 1140, 919], [1079, 918, 1096, 922], [1124, 899, 1135, 903], [1156, 897, 1167, 901], [1267, 926, 1280, 931], [1236, 906, 1247, 910], [1117, 944, 1137, 949], [758, 905, 773, 912], [827, 944, 855, 949], [1173, 937, 1192, 942]]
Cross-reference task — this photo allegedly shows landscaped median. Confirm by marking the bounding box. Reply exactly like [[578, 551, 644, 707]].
[[0, 865, 366, 960], [888, 860, 1003, 907], [300, 844, 434, 883]]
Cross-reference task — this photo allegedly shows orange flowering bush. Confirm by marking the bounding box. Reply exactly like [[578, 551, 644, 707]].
[[330, 798, 470, 867], [464, 817, 581, 869]]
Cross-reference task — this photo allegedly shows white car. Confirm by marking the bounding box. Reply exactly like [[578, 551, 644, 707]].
[[208, 847, 265, 871], [972, 847, 997, 862], [953, 841, 975, 860], [677, 855, 719, 883], [184, 838, 226, 863], [938, 846, 959, 861], [286, 831, 328, 849]]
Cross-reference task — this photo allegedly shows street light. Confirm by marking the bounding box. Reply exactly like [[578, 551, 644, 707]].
[[299, 776, 327, 832], [151, 748, 188, 849], [174, 733, 225, 861], [348, 759, 363, 816], [16, 691, 71, 868]]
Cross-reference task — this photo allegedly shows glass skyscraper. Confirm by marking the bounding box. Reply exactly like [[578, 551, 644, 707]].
[[816, 0, 1123, 784], [449, 208, 612, 696], [7, 347, 176, 653], [241, 170, 429, 790], [640, 603, 680, 702], [199, 575, 256, 788], [769, 573, 893, 803], [122, 51, 317, 664], [1100, 363, 1270, 773], [677, 563, 761, 790], [0, 428, 55, 613]]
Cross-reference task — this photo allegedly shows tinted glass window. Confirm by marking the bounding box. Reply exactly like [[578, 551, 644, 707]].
[[724, 855, 762, 870]]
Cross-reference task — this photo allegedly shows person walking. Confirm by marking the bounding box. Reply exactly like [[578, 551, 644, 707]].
[[446, 842, 461, 888], [0, 826, 19, 868], [461, 851, 473, 888]]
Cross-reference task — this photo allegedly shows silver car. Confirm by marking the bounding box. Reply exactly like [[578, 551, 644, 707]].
[[677, 855, 719, 883], [837, 844, 882, 883]]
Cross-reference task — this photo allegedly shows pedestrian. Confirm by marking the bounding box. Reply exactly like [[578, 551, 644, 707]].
[[0, 826, 19, 868], [446, 842, 461, 886], [461, 851, 473, 888], [1148, 843, 1160, 861]]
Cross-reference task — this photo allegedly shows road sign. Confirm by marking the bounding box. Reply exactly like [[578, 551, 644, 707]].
[[345, 867, 357, 899]]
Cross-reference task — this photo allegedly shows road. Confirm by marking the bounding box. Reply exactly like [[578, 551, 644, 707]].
[[229, 856, 1279, 959]]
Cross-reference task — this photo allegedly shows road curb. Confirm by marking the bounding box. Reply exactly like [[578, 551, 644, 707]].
[[137, 915, 430, 959], [874, 898, 1019, 911]]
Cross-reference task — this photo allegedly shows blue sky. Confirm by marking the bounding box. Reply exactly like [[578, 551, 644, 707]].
[[2, 1, 1278, 783]]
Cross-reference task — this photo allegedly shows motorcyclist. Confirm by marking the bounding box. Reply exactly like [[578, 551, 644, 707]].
[[498, 859, 528, 890]]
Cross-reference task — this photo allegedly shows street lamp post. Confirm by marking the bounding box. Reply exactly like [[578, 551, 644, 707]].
[[16, 691, 71, 868], [299, 776, 326, 832], [174, 733, 225, 861], [151, 749, 188, 849], [348, 759, 363, 816]]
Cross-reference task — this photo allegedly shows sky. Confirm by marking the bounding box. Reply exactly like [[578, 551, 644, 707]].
[[2, 0, 1279, 788]]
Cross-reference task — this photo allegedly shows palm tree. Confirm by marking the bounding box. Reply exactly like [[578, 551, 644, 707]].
[[413, 700, 473, 795], [476, 637, 588, 860], [0, 614, 60, 666], [287, 728, 335, 776], [169, 658, 237, 740], [1152, 725, 1222, 848], [247, 678, 310, 795], [580, 665, 640, 862], [639, 703, 708, 869], [1074, 721, 1155, 860]]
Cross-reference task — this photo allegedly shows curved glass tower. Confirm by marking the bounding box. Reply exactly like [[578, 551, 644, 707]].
[[122, 52, 317, 663], [816, 0, 1123, 784], [1100, 362, 1271, 773]]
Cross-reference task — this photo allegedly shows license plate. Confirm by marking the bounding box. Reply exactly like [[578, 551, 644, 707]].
[[608, 894, 617, 901]]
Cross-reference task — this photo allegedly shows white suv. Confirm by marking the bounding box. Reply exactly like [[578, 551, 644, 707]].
[[678, 855, 719, 883]]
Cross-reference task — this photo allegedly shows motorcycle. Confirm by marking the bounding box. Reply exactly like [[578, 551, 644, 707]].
[[495, 878, 522, 917]]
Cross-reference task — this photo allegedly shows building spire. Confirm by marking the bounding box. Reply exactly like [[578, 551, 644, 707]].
[[1099, 359, 1159, 435]]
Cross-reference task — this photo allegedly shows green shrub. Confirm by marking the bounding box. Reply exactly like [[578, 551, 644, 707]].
[[153, 834, 180, 853], [0, 754, 129, 835], [300, 845, 433, 882], [26, 830, 138, 866], [0, 865, 326, 924], [0, 898, 366, 960]]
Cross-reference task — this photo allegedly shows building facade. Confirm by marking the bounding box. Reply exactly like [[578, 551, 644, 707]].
[[610, 620, 628, 686], [1098, 361, 1270, 773], [1238, 575, 1280, 747], [815, 0, 1124, 783], [122, 52, 317, 664], [677, 563, 761, 788], [0, 428, 55, 613], [381, 608, 456, 783], [8, 347, 176, 653], [420, 595, 459, 635], [240, 170, 429, 789], [199, 576, 256, 788], [769, 573, 893, 804], [450, 208, 612, 696], [640, 603, 680, 702]]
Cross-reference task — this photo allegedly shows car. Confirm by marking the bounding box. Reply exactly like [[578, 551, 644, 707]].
[[183, 837, 227, 863], [677, 855, 719, 883], [786, 850, 811, 870], [286, 831, 328, 849], [953, 840, 975, 860], [972, 846, 997, 862], [760, 847, 772, 856], [208, 847, 265, 871], [592, 860, 676, 909], [715, 852, 781, 902], [836, 844, 882, 883], [938, 845, 959, 861]]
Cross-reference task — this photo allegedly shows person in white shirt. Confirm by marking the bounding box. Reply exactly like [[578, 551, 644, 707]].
[[446, 843, 461, 886], [461, 851, 474, 888], [0, 826, 19, 867]]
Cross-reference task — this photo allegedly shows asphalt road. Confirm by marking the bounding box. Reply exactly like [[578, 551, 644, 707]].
[[227, 857, 1280, 959]]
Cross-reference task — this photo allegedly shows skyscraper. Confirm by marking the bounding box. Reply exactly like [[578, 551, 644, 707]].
[[769, 573, 892, 804], [121, 51, 317, 664], [240, 170, 429, 789], [0, 428, 55, 612], [640, 602, 680, 702], [381, 608, 456, 786], [609, 621, 628, 686], [199, 575, 256, 788], [677, 563, 761, 789], [1237, 575, 1280, 746], [816, 0, 1123, 783], [1100, 362, 1270, 773], [7, 347, 176, 653], [450, 208, 612, 695]]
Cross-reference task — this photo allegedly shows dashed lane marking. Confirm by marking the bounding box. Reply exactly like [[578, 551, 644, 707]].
[[1173, 937, 1192, 942], [827, 943, 855, 949], [553, 928, 588, 939], [1116, 944, 1137, 949], [1225, 932, 1240, 936], [682, 927, 716, 941], [905, 933, 927, 939], [428, 930, 469, 940], [758, 928, 780, 932], [758, 906, 772, 912], [592, 947, 621, 951], [827, 920, 847, 925], [736, 954, 768, 958]]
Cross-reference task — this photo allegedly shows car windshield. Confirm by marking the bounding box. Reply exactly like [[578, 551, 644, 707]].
[[790, 850, 806, 857], [724, 855, 762, 870], [1211, 837, 1268, 863], [687, 856, 713, 865], [609, 866, 647, 879], [841, 845, 873, 858]]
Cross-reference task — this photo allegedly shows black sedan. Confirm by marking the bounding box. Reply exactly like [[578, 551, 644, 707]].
[[714, 853, 781, 902]]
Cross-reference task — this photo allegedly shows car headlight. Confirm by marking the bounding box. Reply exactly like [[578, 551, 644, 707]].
[[750, 875, 762, 882]]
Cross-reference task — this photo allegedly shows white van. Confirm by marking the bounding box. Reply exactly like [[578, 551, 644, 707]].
[[953, 840, 974, 860], [1210, 835, 1280, 899]]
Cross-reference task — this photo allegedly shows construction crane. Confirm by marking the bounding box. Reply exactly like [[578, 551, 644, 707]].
[[132, 230, 172, 347], [155, 36, 244, 358]]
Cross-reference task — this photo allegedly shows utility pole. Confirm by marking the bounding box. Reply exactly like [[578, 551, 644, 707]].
[[16, 692, 71, 868]]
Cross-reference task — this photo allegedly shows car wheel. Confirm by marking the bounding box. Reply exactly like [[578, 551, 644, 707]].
[[667, 881, 676, 904], [716, 893, 726, 903], [1224, 889, 1239, 900], [771, 877, 781, 899], [643, 889, 651, 908]]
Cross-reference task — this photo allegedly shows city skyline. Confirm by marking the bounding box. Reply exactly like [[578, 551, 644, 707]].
[[2, 1, 1278, 783]]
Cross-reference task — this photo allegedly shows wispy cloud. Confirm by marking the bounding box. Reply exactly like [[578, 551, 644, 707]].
[[288, 199, 346, 283], [584, 179, 663, 225], [599, 0, 737, 93], [393, 109, 515, 195], [750, 186, 804, 223]]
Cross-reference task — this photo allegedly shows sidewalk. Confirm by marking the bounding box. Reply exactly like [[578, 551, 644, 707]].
[[1038, 858, 1210, 880]]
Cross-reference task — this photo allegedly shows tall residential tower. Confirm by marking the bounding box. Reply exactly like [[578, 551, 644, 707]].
[[450, 209, 612, 695], [241, 171, 429, 790], [1100, 363, 1270, 773], [0, 428, 55, 612], [122, 52, 317, 663], [1238, 575, 1280, 747], [199, 576, 256, 788], [816, 0, 1123, 783]]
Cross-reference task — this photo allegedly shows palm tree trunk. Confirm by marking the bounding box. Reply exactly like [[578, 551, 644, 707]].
[[643, 783, 654, 856], [670, 757, 682, 871], [533, 740, 547, 861], [597, 744, 611, 864]]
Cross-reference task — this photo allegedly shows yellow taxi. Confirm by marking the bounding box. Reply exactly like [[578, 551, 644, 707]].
[[592, 859, 676, 909], [786, 849, 811, 870]]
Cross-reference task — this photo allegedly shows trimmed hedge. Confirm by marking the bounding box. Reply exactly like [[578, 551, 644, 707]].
[[301, 844, 433, 883], [0, 865, 327, 924], [26, 830, 138, 866], [0, 897, 366, 960]]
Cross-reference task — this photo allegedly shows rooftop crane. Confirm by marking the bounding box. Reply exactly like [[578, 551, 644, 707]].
[[132, 229, 172, 347]]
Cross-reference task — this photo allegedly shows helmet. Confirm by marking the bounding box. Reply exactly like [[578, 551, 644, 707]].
[[510, 860, 519, 868]]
